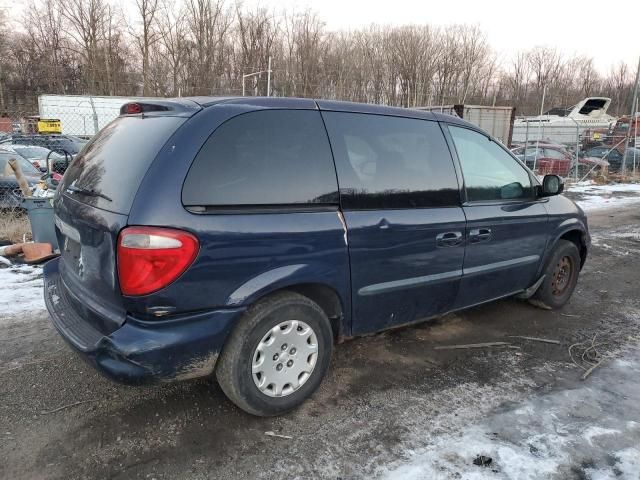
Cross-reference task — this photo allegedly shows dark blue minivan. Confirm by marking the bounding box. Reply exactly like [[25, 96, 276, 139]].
[[44, 97, 589, 416]]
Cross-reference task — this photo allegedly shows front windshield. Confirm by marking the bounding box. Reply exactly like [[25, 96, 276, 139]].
[[0, 153, 41, 176]]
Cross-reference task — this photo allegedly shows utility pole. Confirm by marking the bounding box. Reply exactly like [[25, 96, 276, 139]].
[[533, 85, 547, 173], [242, 57, 273, 97], [267, 56, 271, 97], [622, 56, 640, 174]]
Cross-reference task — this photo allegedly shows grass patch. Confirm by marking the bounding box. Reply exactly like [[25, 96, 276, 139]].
[[0, 211, 32, 243]]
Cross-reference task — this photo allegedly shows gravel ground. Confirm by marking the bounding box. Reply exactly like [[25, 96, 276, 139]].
[[1, 203, 640, 480]]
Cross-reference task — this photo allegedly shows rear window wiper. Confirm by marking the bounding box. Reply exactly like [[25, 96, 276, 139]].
[[66, 184, 113, 202]]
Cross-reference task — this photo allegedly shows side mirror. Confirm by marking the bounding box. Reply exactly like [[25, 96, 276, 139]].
[[541, 174, 564, 196]]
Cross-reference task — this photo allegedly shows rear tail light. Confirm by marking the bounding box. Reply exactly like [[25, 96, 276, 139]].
[[117, 226, 199, 296]]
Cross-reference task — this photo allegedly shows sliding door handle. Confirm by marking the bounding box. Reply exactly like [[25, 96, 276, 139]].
[[436, 231, 463, 247], [469, 228, 492, 243]]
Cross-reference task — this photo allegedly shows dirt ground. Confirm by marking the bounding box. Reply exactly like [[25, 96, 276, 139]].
[[1, 203, 640, 480]]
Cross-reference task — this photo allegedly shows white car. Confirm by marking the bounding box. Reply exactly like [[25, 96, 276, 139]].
[[0, 144, 66, 172]]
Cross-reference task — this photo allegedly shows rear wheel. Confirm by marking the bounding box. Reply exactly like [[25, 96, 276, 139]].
[[530, 239, 581, 309], [216, 291, 333, 416]]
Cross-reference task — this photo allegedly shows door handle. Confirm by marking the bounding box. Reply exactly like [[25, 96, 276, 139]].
[[436, 231, 463, 247], [469, 228, 492, 243]]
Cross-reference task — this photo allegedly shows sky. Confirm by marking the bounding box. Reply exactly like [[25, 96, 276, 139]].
[[1, 0, 637, 73], [248, 0, 638, 73]]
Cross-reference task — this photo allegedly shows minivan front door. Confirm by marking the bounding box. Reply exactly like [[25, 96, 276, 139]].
[[321, 110, 465, 335], [446, 125, 548, 308]]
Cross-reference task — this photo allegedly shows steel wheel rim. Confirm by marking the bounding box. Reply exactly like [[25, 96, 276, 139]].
[[551, 256, 573, 297], [252, 320, 319, 398]]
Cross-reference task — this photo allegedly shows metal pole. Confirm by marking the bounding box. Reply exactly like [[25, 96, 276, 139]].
[[576, 121, 580, 182], [533, 85, 546, 174], [634, 98, 639, 176], [622, 56, 640, 174], [569, 117, 580, 182], [539, 85, 547, 116], [88, 96, 99, 135], [242, 76, 246, 97], [267, 56, 271, 97]]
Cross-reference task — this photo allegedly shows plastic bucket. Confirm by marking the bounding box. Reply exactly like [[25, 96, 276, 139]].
[[21, 197, 59, 251]]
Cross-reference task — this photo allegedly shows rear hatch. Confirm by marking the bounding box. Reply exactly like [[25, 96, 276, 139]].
[[54, 106, 195, 334]]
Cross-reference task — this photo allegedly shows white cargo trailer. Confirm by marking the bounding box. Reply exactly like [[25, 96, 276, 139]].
[[38, 94, 156, 136], [413, 104, 516, 146]]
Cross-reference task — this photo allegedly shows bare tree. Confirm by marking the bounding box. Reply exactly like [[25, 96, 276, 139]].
[[158, 0, 187, 96], [56, 0, 109, 93], [0, 1, 636, 118], [235, 4, 277, 95], [606, 62, 631, 115], [184, 0, 232, 95], [133, 0, 161, 95]]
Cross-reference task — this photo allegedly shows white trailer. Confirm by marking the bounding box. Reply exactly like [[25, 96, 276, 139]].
[[413, 104, 516, 146], [38, 94, 157, 136]]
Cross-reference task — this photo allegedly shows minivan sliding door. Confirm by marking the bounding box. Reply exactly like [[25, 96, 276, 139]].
[[322, 112, 465, 336]]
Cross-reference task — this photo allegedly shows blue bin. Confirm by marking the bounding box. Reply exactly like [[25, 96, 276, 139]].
[[22, 197, 59, 251]]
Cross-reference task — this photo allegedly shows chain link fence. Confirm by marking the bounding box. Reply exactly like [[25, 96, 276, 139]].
[[1, 94, 639, 245], [0, 99, 94, 244], [511, 119, 640, 182]]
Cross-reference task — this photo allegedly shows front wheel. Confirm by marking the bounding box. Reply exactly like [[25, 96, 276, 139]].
[[530, 239, 581, 309], [216, 291, 333, 416]]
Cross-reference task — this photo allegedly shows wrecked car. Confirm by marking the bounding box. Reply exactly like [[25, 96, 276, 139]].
[[44, 97, 590, 416]]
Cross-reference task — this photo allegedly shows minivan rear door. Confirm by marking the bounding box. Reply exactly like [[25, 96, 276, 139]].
[[54, 111, 192, 332], [321, 110, 465, 335]]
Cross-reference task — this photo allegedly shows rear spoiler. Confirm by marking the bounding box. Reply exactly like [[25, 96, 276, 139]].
[[119, 99, 202, 118]]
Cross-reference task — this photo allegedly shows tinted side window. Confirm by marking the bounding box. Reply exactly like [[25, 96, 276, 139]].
[[182, 110, 338, 207], [449, 126, 533, 202], [322, 112, 460, 209]]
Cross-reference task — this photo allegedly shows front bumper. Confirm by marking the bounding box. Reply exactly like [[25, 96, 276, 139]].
[[44, 258, 244, 384]]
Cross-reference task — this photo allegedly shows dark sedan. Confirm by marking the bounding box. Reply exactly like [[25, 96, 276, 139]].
[[582, 146, 640, 172]]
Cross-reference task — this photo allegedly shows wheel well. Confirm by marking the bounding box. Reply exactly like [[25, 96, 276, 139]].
[[560, 230, 587, 268], [284, 283, 344, 340]]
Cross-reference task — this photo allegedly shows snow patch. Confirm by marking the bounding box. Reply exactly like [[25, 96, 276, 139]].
[[566, 182, 640, 211], [376, 343, 640, 480], [0, 265, 45, 317], [583, 426, 620, 445], [567, 181, 640, 194]]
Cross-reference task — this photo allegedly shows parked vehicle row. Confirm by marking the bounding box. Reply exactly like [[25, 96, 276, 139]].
[[0, 144, 71, 173], [0, 133, 82, 174], [0, 133, 87, 155], [0, 133, 87, 173], [581, 145, 640, 172], [45, 97, 590, 417], [510, 142, 609, 176]]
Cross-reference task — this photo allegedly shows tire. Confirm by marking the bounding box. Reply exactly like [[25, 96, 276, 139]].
[[216, 291, 333, 416], [530, 239, 581, 310]]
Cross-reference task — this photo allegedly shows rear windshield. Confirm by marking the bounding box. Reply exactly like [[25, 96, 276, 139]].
[[61, 116, 185, 214]]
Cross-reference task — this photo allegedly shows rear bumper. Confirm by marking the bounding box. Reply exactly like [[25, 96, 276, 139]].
[[44, 258, 244, 385]]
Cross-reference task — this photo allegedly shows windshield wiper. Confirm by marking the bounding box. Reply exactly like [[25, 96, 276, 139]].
[[66, 184, 113, 202]]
